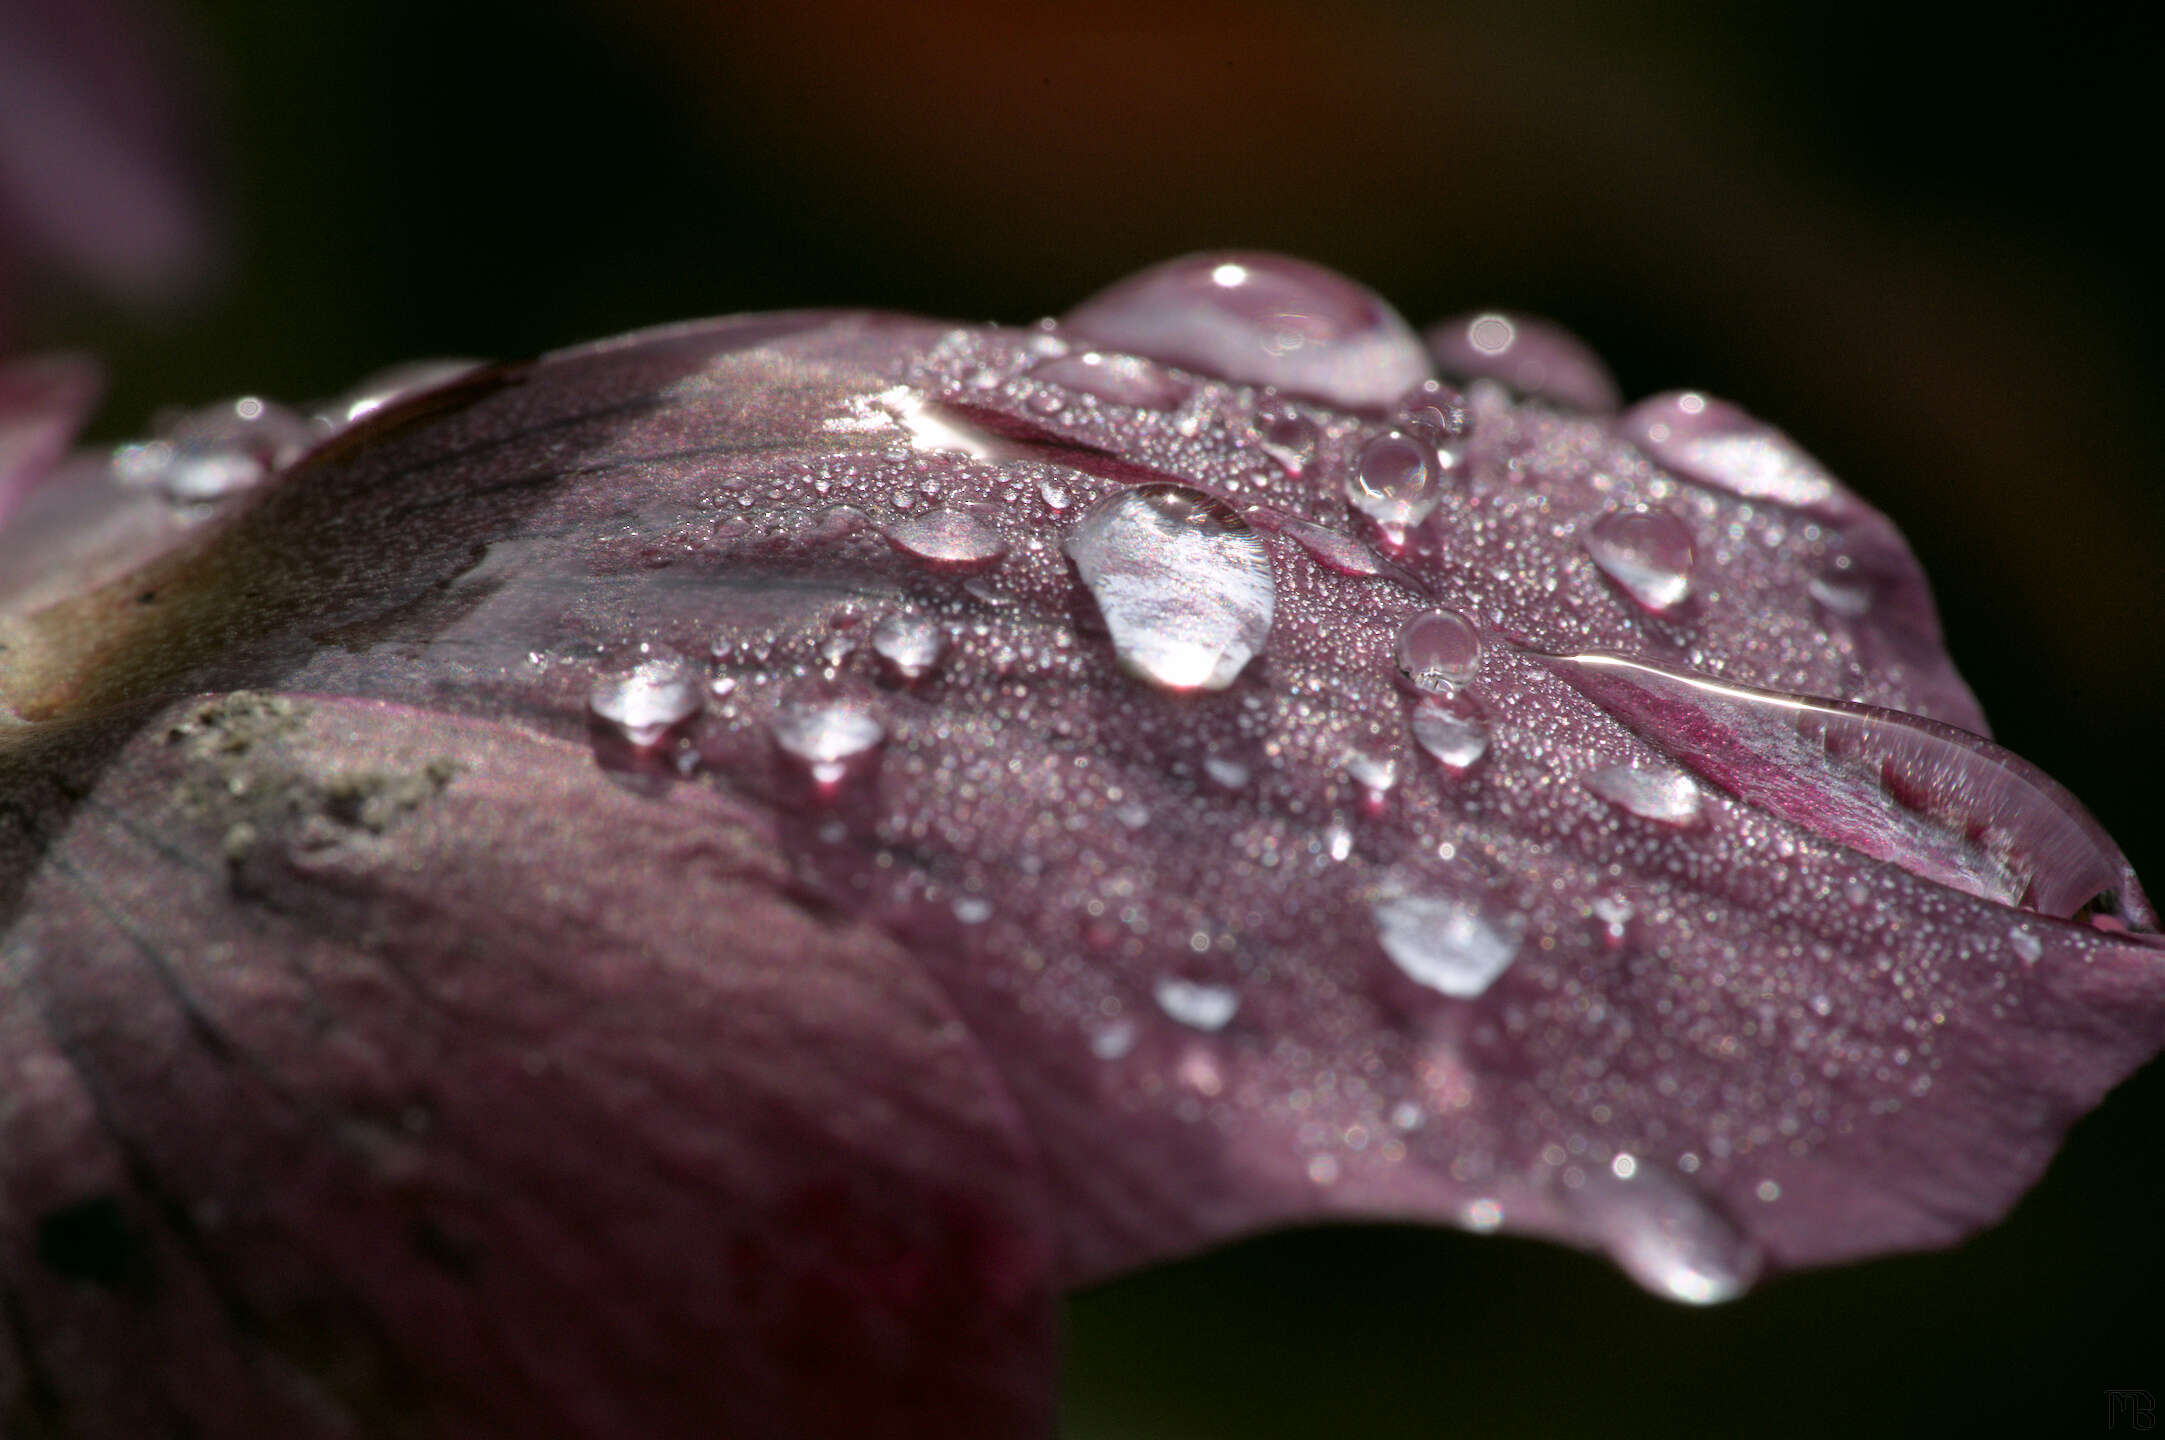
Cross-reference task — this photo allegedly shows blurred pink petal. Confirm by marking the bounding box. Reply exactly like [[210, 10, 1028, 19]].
[[0, 350, 98, 524]]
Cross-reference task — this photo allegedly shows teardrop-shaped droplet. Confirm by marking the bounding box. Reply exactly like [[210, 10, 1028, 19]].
[[769, 694, 887, 789], [1062, 252, 1433, 409], [1583, 764, 1704, 827], [882, 505, 1008, 571], [1029, 350, 1193, 410], [1394, 608, 1483, 693], [1062, 483, 1275, 692], [1584, 508, 1695, 614], [1621, 391, 1861, 522], [1154, 976, 1240, 1032], [1539, 651, 2155, 926], [324, 358, 486, 428], [871, 612, 947, 681], [1346, 428, 1445, 529], [1371, 887, 1523, 998], [1341, 747, 1399, 814], [1409, 693, 1491, 775], [1424, 311, 1621, 413], [1271, 512, 1388, 578], [1566, 1162, 1760, 1305], [589, 650, 702, 746]]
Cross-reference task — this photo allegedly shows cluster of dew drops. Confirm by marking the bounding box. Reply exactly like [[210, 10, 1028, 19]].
[[100, 256, 2147, 1303]]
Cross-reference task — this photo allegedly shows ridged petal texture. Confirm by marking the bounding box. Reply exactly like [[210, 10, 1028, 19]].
[[2, 257, 2161, 1436]]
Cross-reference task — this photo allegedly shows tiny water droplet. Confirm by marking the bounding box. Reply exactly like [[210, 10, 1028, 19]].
[[1062, 483, 1275, 692], [769, 695, 886, 789], [1090, 1019, 1139, 1060], [1154, 976, 1240, 1031], [1409, 693, 1491, 776], [1394, 608, 1482, 693], [1342, 749, 1399, 811], [1038, 477, 1072, 510], [1583, 764, 1704, 827], [1371, 887, 1523, 998], [1203, 755, 1251, 789], [2009, 927, 2044, 965], [1324, 818, 1356, 861], [1591, 894, 1634, 947], [1062, 251, 1433, 409], [882, 505, 1007, 571], [588, 651, 702, 747], [953, 896, 993, 924], [1584, 508, 1695, 613], [871, 613, 947, 681], [1424, 311, 1620, 412], [1346, 428, 1445, 529]]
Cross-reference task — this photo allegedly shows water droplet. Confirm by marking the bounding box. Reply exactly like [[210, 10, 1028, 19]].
[[324, 358, 485, 428], [1541, 651, 2154, 926], [1567, 1162, 1759, 1304], [1424, 311, 1620, 412], [1253, 406, 1319, 474], [953, 896, 993, 924], [1371, 887, 1523, 998], [1754, 1179, 1782, 1203], [769, 694, 887, 789], [1270, 512, 1389, 578], [1029, 350, 1192, 410], [1306, 1154, 1340, 1185], [2009, 927, 2044, 965], [1154, 976, 1240, 1032], [1346, 428, 1445, 530], [1090, 1019, 1139, 1060], [882, 505, 1008, 571], [1583, 508, 1695, 614], [1323, 818, 1356, 862], [871, 613, 947, 681], [1409, 693, 1491, 775], [1062, 251, 1433, 409], [1062, 483, 1275, 692], [1038, 478, 1072, 510], [1622, 391, 1859, 521], [1591, 894, 1634, 947], [1342, 749, 1399, 811], [114, 394, 318, 502], [588, 651, 702, 746], [1203, 755, 1251, 789], [1394, 608, 1482, 693], [1583, 764, 1703, 827], [1464, 1197, 1504, 1231]]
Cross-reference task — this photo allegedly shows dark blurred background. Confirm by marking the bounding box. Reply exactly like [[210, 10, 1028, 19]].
[[16, 0, 2164, 1433]]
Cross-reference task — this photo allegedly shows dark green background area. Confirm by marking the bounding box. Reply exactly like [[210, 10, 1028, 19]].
[[22, 2, 2163, 1434]]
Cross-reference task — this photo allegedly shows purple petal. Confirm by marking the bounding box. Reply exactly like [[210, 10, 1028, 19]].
[[4, 277, 2161, 1426], [0, 350, 98, 526], [1425, 310, 1622, 413]]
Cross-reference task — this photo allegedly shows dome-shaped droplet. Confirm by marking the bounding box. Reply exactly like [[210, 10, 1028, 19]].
[[1583, 763, 1703, 827], [1409, 693, 1491, 775], [1154, 976, 1240, 1032], [1424, 311, 1620, 413], [1062, 252, 1433, 409], [1394, 608, 1482, 693], [1566, 1162, 1760, 1305], [115, 395, 317, 502], [1062, 483, 1275, 692], [769, 695, 887, 788], [589, 650, 702, 746], [1540, 651, 2156, 927], [871, 613, 947, 681], [1271, 513, 1387, 578], [881, 505, 1008, 571], [1346, 428, 1445, 530], [324, 358, 485, 429], [1029, 350, 1193, 410], [1371, 887, 1523, 998], [1621, 391, 1861, 522], [1584, 508, 1695, 614]]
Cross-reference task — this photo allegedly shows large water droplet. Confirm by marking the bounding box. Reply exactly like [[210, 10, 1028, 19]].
[[1583, 508, 1695, 614], [1540, 651, 2154, 926], [1029, 350, 1192, 410], [1346, 428, 1445, 530], [1062, 483, 1275, 692], [1154, 976, 1240, 1031], [113, 395, 316, 502], [1395, 609, 1483, 693], [323, 358, 486, 428], [871, 613, 947, 681], [1622, 391, 1860, 522], [1566, 1162, 1760, 1305], [1409, 693, 1491, 775], [1371, 887, 1523, 998], [769, 694, 887, 789], [1424, 311, 1621, 413], [882, 505, 1008, 571], [1583, 764, 1703, 827], [589, 650, 702, 746], [1062, 252, 1433, 409]]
